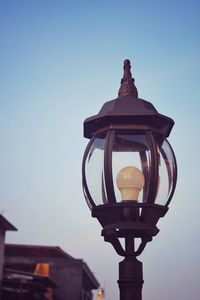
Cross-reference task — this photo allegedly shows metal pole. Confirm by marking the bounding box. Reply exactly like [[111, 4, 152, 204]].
[[118, 257, 143, 300]]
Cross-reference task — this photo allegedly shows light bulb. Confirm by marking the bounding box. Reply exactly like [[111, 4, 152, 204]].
[[116, 166, 145, 201]]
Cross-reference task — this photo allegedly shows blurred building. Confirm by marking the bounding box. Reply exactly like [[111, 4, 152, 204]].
[[3, 244, 99, 300]]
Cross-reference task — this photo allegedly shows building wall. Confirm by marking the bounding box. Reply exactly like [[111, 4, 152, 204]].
[[0, 228, 5, 289], [51, 258, 82, 300]]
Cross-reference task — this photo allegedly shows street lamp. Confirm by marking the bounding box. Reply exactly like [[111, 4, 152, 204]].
[[82, 59, 177, 300]]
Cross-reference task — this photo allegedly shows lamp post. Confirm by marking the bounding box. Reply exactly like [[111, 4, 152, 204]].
[[82, 59, 177, 300]]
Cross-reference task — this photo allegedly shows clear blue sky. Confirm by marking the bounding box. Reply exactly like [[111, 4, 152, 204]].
[[0, 1, 200, 299]]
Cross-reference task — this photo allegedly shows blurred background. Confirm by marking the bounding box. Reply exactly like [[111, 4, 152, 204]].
[[0, 1, 200, 299]]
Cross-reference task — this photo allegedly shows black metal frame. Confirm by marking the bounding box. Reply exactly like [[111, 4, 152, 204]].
[[82, 128, 177, 209]]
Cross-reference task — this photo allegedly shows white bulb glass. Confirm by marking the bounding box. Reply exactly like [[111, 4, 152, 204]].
[[116, 166, 145, 201]]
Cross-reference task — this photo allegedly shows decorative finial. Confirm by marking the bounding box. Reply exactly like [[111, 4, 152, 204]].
[[118, 59, 138, 97]]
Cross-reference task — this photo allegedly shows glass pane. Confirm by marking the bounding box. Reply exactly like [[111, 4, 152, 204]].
[[85, 136, 107, 206], [112, 133, 151, 203], [156, 139, 176, 205]]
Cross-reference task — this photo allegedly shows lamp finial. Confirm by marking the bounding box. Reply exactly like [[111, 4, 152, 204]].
[[118, 59, 138, 97]]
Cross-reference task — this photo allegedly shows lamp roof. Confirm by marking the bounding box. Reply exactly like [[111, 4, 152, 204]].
[[84, 60, 174, 139]]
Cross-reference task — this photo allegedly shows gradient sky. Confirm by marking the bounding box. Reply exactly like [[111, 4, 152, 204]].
[[0, 1, 200, 299]]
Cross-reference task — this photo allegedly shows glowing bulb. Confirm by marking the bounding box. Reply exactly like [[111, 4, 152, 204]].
[[116, 166, 145, 201], [97, 288, 104, 300]]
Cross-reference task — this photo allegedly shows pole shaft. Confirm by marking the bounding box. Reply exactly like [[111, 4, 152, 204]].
[[118, 257, 143, 300]]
